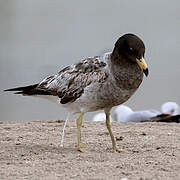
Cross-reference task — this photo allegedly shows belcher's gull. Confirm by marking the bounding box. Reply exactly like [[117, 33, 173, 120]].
[[4, 33, 149, 152]]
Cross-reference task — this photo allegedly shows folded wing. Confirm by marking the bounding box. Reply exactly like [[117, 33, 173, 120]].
[[5, 56, 109, 104]]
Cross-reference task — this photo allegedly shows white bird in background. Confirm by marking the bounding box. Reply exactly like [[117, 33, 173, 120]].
[[92, 112, 114, 122], [92, 105, 160, 122], [113, 105, 160, 122], [161, 102, 180, 115], [92, 102, 179, 122], [123, 110, 160, 122]]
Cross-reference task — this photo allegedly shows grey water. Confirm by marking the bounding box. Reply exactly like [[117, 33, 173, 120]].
[[0, 0, 180, 122]]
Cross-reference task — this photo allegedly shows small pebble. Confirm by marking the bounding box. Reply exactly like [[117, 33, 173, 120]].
[[141, 132, 147, 136], [116, 136, 124, 141]]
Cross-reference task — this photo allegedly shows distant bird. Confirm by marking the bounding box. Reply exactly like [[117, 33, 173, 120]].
[[114, 105, 160, 122], [92, 102, 179, 123], [124, 110, 160, 122], [161, 102, 180, 115], [93, 105, 160, 122], [4, 33, 149, 152]]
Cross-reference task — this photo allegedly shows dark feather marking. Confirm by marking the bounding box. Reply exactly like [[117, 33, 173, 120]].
[[142, 114, 180, 123], [60, 95, 75, 104], [60, 89, 84, 104], [58, 66, 71, 74]]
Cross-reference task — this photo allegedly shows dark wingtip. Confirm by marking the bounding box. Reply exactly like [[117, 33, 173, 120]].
[[4, 84, 54, 96], [4, 87, 24, 92], [4, 88, 16, 92], [4, 84, 39, 93], [14, 92, 23, 94]]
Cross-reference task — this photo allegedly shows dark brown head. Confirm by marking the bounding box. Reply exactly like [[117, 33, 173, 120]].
[[113, 33, 149, 77]]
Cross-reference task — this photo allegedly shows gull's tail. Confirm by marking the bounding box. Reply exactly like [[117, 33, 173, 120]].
[[4, 84, 51, 96]]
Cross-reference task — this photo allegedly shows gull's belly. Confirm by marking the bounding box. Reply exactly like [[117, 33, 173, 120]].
[[70, 81, 137, 113]]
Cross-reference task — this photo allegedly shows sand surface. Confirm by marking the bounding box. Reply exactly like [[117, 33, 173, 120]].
[[0, 120, 180, 180]]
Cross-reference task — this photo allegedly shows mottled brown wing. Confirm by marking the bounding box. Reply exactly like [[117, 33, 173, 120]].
[[37, 57, 109, 104]]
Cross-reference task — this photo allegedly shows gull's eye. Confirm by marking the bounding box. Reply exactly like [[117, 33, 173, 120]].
[[129, 47, 133, 51], [129, 47, 134, 54]]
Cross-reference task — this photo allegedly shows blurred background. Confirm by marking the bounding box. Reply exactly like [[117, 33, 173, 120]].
[[0, 0, 180, 122]]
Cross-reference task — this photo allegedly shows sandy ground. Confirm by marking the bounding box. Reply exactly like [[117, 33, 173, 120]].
[[0, 120, 180, 180]]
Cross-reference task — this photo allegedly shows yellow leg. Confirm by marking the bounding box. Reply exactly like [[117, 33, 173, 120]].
[[76, 112, 87, 152], [105, 110, 122, 152]]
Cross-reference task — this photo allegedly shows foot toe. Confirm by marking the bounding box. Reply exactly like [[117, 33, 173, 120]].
[[77, 147, 88, 153]]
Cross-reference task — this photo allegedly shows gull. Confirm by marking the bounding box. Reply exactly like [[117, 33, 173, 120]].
[[4, 33, 149, 152]]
